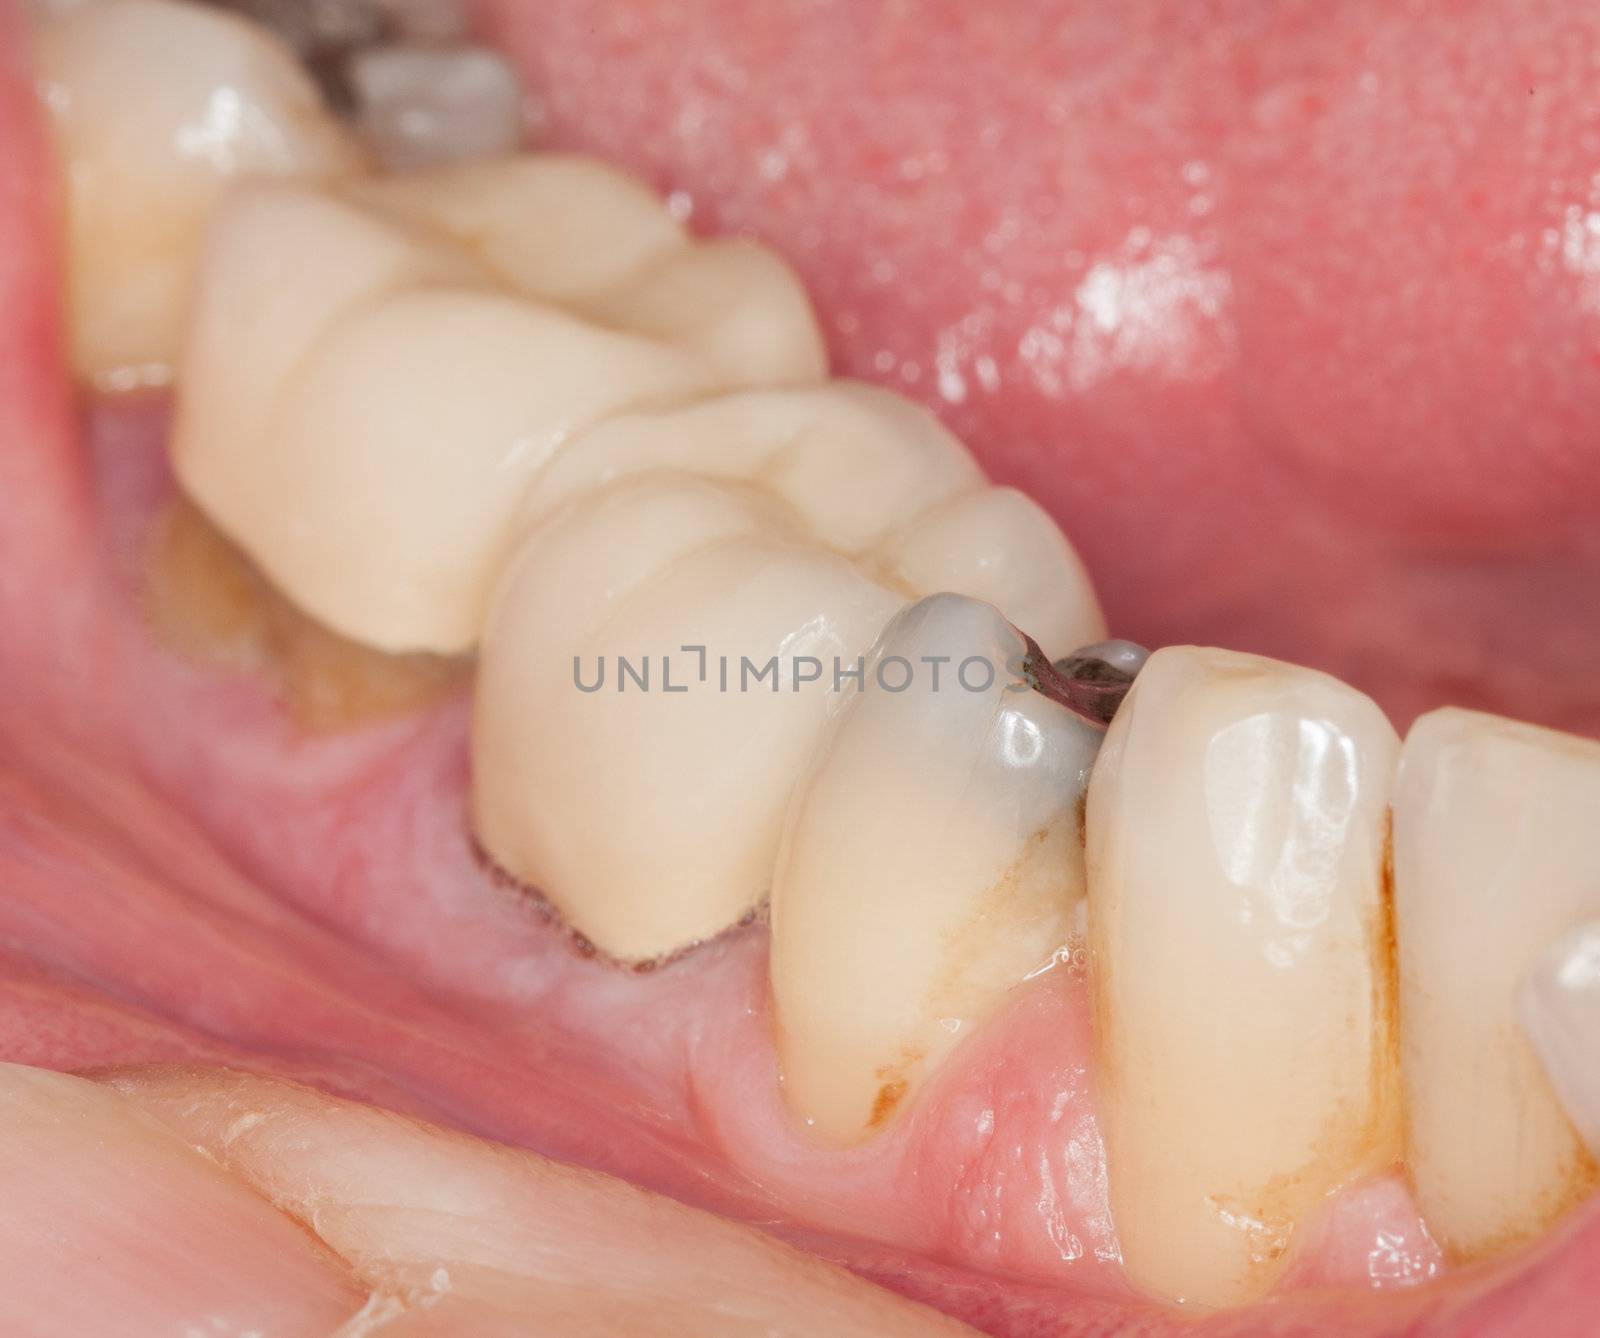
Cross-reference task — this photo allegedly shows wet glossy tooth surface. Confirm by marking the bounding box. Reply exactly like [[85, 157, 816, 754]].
[[1086, 646, 1401, 1309], [1395, 708, 1600, 1260], [1519, 920, 1600, 1159], [517, 381, 981, 554], [873, 486, 1106, 660], [175, 181, 715, 654], [473, 475, 903, 963], [771, 594, 1099, 1144], [33, 0, 360, 389]]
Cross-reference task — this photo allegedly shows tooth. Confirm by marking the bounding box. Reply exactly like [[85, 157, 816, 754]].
[[353, 155, 826, 386], [573, 236, 828, 388], [173, 177, 715, 654], [770, 593, 1099, 1144], [1085, 646, 1401, 1308], [472, 474, 904, 962], [349, 43, 524, 169], [518, 381, 981, 554], [1519, 920, 1600, 1159], [32, 0, 361, 389], [873, 487, 1106, 659], [1394, 708, 1600, 1260], [347, 153, 687, 302]]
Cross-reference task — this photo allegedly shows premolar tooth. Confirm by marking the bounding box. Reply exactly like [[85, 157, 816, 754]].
[[770, 594, 1099, 1144], [32, 0, 361, 389], [517, 381, 981, 554], [472, 475, 903, 962], [873, 487, 1106, 659], [1394, 708, 1600, 1260], [1086, 646, 1401, 1308], [1519, 920, 1600, 1159]]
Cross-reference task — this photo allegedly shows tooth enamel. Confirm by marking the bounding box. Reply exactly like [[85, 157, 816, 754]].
[[351, 155, 825, 386], [517, 381, 981, 554], [346, 154, 690, 302], [770, 594, 1099, 1144], [1394, 708, 1600, 1260], [572, 236, 829, 388], [33, 0, 361, 389], [1085, 646, 1401, 1308], [193, 278, 715, 655], [349, 43, 524, 170], [1519, 920, 1600, 1160], [872, 487, 1106, 660], [472, 474, 904, 962]]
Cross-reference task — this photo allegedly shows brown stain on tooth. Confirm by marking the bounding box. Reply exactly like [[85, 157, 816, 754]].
[[144, 500, 467, 730], [468, 833, 765, 974]]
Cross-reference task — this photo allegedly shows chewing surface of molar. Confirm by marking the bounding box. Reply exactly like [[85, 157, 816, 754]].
[[770, 594, 1101, 1145], [350, 154, 827, 385], [173, 181, 716, 655], [32, 0, 361, 389], [515, 380, 982, 553], [1519, 920, 1600, 1161], [871, 486, 1108, 661], [472, 474, 905, 963], [1395, 708, 1600, 1261], [1085, 646, 1402, 1309]]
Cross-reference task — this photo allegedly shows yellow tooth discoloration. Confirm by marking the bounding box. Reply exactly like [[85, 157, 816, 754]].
[[1395, 708, 1600, 1261], [771, 594, 1099, 1144], [1086, 646, 1401, 1309], [33, 0, 360, 389]]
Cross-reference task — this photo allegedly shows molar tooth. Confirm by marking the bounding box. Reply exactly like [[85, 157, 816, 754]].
[[350, 154, 825, 386], [873, 487, 1106, 660], [213, 284, 715, 654], [572, 236, 828, 388], [346, 154, 687, 302], [1394, 708, 1600, 1260], [175, 180, 487, 501], [1519, 920, 1600, 1160], [32, 0, 361, 389], [349, 43, 524, 170], [472, 475, 904, 963], [518, 381, 981, 555], [770, 594, 1099, 1144], [1086, 646, 1401, 1308]]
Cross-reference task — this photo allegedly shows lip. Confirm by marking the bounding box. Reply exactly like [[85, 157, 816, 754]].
[[2, 0, 1600, 1332]]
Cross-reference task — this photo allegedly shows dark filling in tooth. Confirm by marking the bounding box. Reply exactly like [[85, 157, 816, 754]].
[[1022, 636, 1149, 728]]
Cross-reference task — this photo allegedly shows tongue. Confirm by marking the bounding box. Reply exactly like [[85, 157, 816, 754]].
[[478, 0, 1600, 736]]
